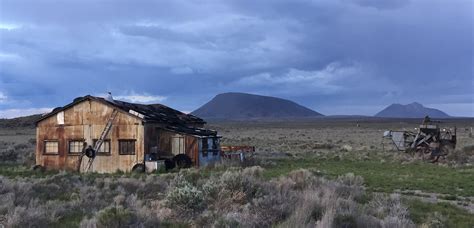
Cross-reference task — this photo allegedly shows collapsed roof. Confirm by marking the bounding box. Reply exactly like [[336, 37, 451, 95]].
[[37, 95, 217, 137]]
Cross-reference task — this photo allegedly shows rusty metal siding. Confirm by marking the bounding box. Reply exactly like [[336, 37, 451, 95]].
[[36, 100, 144, 173], [185, 136, 199, 166]]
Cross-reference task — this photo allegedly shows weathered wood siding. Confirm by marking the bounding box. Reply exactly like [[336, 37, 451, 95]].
[[36, 100, 144, 173]]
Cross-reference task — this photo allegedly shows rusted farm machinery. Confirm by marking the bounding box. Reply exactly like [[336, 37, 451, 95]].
[[383, 116, 456, 162], [221, 145, 256, 162]]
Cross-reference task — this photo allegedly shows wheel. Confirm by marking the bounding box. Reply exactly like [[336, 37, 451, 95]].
[[173, 154, 192, 169], [85, 147, 96, 158], [164, 159, 176, 170], [132, 164, 145, 173]]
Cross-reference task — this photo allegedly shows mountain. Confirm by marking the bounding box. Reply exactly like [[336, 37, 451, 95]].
[[192, 92, 323, 119], [0, 114, 42, 128], [375, 102, 450, 118]]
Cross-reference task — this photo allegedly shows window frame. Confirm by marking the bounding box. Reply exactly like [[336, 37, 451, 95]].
[[68, 139, 85, 155], [92, 139, 112, 156], [118, 139, 136, 155], [43, 140, 60, 155]]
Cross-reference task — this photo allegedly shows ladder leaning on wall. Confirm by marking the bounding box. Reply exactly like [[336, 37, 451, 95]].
[[77, 109, 118, 172]]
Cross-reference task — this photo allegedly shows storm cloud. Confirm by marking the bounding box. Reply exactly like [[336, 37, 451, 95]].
[[0, 0, 472, 117]]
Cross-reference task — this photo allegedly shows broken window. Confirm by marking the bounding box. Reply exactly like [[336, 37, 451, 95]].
[[44, 141, 59, 154], [93, 139, 111, 155], [119, 140, 135, 155], [68, 140, 84, 154]]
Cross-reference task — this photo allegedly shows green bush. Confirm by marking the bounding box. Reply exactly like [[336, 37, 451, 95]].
[[96, 206, 135, 228], [333, 214, 357, 228], [165, 179, 204, 213]]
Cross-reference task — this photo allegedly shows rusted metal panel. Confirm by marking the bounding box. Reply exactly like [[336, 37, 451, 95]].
[[185, 136, 199, 166]]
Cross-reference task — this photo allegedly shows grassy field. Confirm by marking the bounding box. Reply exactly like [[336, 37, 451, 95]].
[[1, 158, 473, 227], [262, 157, 474, 196], [407, 200, 474, 227], [1, 118, 473, 227]]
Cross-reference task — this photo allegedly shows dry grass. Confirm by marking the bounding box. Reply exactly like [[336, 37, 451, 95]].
[[210, 118, 474, 164], [0, 167, 418, 227], [0, 118, 473, 227]]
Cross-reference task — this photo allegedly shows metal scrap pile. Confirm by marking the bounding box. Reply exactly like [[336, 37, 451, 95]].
[[383, 116, 456, 162]]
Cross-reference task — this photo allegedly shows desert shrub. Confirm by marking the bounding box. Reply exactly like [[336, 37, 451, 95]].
[[333, 214, 357, 228], [136, 175, 168, 200], [176, 168, 202, 185], [6, 205, 52, 228], [242, 165, 264, 177], [0, 141, 35, 165], [363, 194, 415, 228], [335, 173, 365, 201], [0, 164, 416, 228], [202, 176, 221, 200], [286, 169, 318, 189], [79, 217, 98, 228], [4, 199, 80, 228], [31, 172, 78, 201], [217, 167, 264, 204], [279, 190, 324, 228], [126, 195, 162, 227], [213, 215, 241, 228], [115, 178, 143, 195], [447, 145, 474, 164], [165, 178, 205, 213], [248, 191, 296, 226], [337, 173, 364, 187], [96, 206, 136, 228], [0, 148, 17, 162]]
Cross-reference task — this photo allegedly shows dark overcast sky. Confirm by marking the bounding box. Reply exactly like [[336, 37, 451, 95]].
[[0, 0, 472, 118]]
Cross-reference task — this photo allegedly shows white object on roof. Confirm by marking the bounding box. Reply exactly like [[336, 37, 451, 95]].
[[106, 92, 114, 103]]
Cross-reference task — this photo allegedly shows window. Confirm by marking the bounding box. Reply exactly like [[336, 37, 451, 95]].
[[93, 139, 111, 154], [119, 140, 135, 155], [171, 136, 185, 155], [68, 140, 84, 154], [44, 141, 59, 154]]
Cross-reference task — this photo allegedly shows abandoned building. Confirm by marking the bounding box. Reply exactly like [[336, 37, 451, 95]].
[[35, 95, 221, 173]]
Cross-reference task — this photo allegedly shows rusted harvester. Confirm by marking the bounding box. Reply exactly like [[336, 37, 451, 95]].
[[382, 116, 456, 162], [35, 95, 221, 173]]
